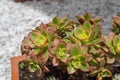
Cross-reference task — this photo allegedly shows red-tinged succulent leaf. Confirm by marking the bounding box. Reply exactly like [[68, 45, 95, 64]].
[[109, 32, 115, 40], [49, 39, 61, 56], [67, 63, 76, 74], [94, 17, 102, 23], [96, 57, 105, 68], [29, 31, 47, 47], [105, 39, 116, 54], [71, 56, 81, 69], [48, 16, 70, 30], [35, 23, 49, 33], [96, 68, 112, 80], [112, 14, 120, 34], [53, 43, 68, 63], [80, 46, 88, 54], [84, 13, 92, 20], [29, 51, 38, 61], [21, 36, 35, 55], [85, 53, 93, 61], [88, 38, 103, 45], [53, 16, 61, 24], [68, 35, 80, 43], [89, 59, 99, 68], [31, 48, 45, 55], [89, 70, 99, 77], [74, 28, 90, 41], [43, 66, 50, 72], [71, 55, 89, 71], [79, 62, 89, 72], [83, 21, 91, 31], [90, 25, 101, 40], [38, 52, 49, 64], [62, 16, 69, 22], [100, 69, 112, 78], [106, 56, 115, 64], [89, 46, 98, 54], [53, 57, 59, 66], [70, 45, 81, 56]]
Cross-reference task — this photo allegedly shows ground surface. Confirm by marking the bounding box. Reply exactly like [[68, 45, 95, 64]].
[[0, 0, 120, 80]]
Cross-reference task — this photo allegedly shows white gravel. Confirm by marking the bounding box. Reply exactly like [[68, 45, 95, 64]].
[[0, 0, 120, 80]]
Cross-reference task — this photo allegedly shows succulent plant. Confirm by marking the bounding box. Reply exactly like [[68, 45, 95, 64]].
[[89, 68, 112, 80], [104, 32, 120, 58], [66, 13, 103, 45], [112, 12, 120, 34], [67, 44, 90, 74], [20, 13, 120, 80]]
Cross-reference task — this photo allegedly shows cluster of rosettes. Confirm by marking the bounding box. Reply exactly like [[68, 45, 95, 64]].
[[21, 13, 120, 80]]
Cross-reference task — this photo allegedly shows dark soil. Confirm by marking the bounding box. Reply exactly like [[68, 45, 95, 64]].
[[19, 60, 120, 80]]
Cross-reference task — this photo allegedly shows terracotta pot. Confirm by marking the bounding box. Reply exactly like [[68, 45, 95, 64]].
[[11, 54, 27, 80]]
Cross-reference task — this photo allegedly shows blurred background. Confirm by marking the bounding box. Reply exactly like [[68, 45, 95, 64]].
[[0, 0, 120, 80]]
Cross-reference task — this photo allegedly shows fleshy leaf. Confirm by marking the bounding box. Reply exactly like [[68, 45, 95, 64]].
[[90, 25, 101, 40], [100, 69, 112, 78], [70, 45, 81, 56], [29, 31, 47, 47], [79, 62, 89, 72], [83, 22, 91, 31], [67, 63, 76, 74], [89, 70, 99, 77], [53, 57, 59, 66], [53, 16, 61, 24], [54, 43, 68, 63], [71, 56, 89, 71], [74, 28, 89, 41], [89, 59, 99, 67], [84, 13, 92, 20], [106, 56, 115, 64], [80, 46, 88, 54], [105, 40, 116, 54], [113, 36, 120, 46], [94, 17, 102, 23], [96, 57, 105, 68]]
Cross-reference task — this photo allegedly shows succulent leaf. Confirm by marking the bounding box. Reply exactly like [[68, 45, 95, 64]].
[[53, 43, 68, 63], [89, 70, 99, 77], [70, 45, 81, 56], [29, 31, 47, 47], [53, 57, 59, 66], [53, 16, 61, 24], [83, 21, 91, 31], [89, 59, 99, 67], [112, 13, 120, 34], [106, 56, 115, 64], [67, 63, 76, 74], [100, 69, 112, 78], [84, 13, 92, 20], [71, 55, 89, 71], [74, 28, 90, 41]]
